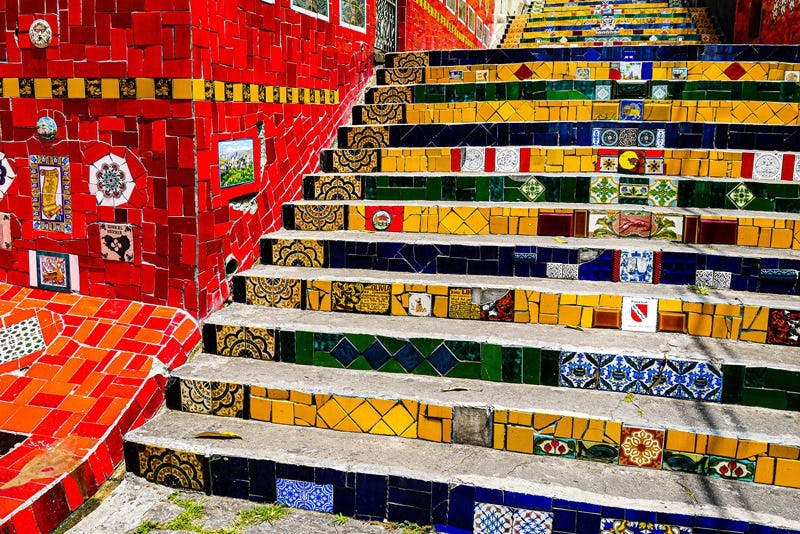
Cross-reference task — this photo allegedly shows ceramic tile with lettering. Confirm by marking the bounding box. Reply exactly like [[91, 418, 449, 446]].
[[30, 155, 72, 233], [99, 223, 134, 262], [621, 297, 658, 332]]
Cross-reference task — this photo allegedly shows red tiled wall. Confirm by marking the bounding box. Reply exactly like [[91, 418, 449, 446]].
[[0, 0, 375, 318], [734, 0, 800, 43], [399, 0, 491, 51]]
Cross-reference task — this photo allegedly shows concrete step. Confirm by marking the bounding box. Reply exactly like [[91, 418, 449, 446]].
[[160, 354, 800, 491], [260, 229, 800, 296], [125, 410, 800, 532], [230, 264, 800, 346], [203, 303, 800, 411], [317, 146, 791, 182], [383, 45, 800, 69], [282, 200, 800, 251]]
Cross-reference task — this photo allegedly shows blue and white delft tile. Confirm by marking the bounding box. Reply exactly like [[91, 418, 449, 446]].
[[591, 127, 602, 146], [711, 271, 732, 289], [545, 263, 563, 279], [474, 502, 513, 534], [275, 478, 334, 513], [671, 360, 723, 401], [559, 351, 598, 389], [619, 250, 654, 283], [655, 129, 666, 148], [600, 518, 692, 534], [597, 354, 638, 392], [695, 269, 714, 287], [462, 147, 486, 172], [512, 508, 553, 534]]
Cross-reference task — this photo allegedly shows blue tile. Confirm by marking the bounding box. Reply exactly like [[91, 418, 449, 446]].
[[553, 498, 580, 511], [475, 487, 503, 505], [624, 509, 658, 522], [275, 463, 314, 482], [389, 476, 431, 492], [448, 485, 476, 530], [276, 478, 334, 513], [576, 511, 601, 532], [333, 486, 355, 515], [248, 459, 275, 501], [394, 342, 425, 371], [503, 491, 551, 511], [552, 509, 576, 532], [315, 467, 347, 487], [388, 503, 430, 525], [356, 473, 387, 518], [431, 482, 449, 525], [389, 487, 431, 509], [363, 340, 392, 369]]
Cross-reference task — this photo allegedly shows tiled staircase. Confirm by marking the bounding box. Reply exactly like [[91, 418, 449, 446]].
[[124, 2, 800, 533]]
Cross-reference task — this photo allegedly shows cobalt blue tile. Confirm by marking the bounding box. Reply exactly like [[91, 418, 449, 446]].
[[389, 476, 431, 492], [210, 455, 248, 480], [328, 242, 346, 268], [248, 459, 276, 501], [504, 491, 551, 511], [434, 525, 470, 534], [431, 482, 449, 525], [276, 478, 334, 512], [624, 509, 657, 522], [574, 501, 601, 513], [600, 505, 626, 518], [388, 503, 430, 525], [315, 467, 347, 487], [467, 260, 500, 276], [389, 487, 431, 509], [475, 487, 503, 504], [656, 512, 695, 527], [576, 511, 601, 532], [447, 485, 476, 530], [694, 516, 748, 530], [394, 342, 424, 371], [210, 472, 249, 499], [333, 486, 355, 516], [276, 463, 314, 482], [363, 340, 392, 369], [437, 256, 468, 274], [355, 473, 387, 518], [552, 509, 577, 532], [553, 499, 580, 510]]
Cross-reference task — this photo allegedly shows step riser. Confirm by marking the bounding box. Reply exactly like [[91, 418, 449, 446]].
[[163, 375, 800, 489], [202, 321, 800, 411], [383, 46, 800, 69], [339, 122, 800, 151], [261, 235, 800, 297], [283, 203, 799, 252], [365, 82, 800, 106], [124, 439, 795, 533]]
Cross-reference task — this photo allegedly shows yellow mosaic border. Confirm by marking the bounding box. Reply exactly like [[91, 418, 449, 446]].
[[0, 77, 340, 104]]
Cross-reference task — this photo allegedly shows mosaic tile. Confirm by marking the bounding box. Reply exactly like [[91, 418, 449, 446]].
[[706, 456, 756, 482], [619, 100, 644, 121], [619, 427, 664, 469], [180, 380, 244, 417], [0, 213, 9, 249], [216, 325, 276, 360], [31, 250, 78, 292], [314, 175, 362, 200], [474, 502, 513, 534], [576, 440, 619, 463], [648, 179, 677, 207], [408, 292, 432, 317], [752, 151, 783, 180], [590, 176, 618, 204], [276, 478, 334, 512], [533, 435, 577, 458], [99, 222, 134, 262], [0, 152, 17, 200], [618, 250, 654, 283], [272, 239, 325, 267], [245, 277, 303, 308], [331, 282, 391, 314], [662, 451, 708, 474], [293, 204, 345, 231], [727, 183, 755, 209], [29, 155, 72, 233], [138, 446, 205, 491], [512, 508, 552, 534], [462, 147, 486, 172], [621, 297, 658, 332], [767, 309, 800, 346], [0, 317, 46, 365], [495, 148, 521, 172], [518, 177, 545, 201], [599, 518, 692, 534]]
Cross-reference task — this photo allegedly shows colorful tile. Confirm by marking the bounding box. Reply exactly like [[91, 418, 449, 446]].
[[276, 478, 334, 512], [99, 222, 134, 262], [727, 183, 755, 209], [89, 153, 136, 206], [408, 292, 432, 317], [0, 152, 17, 200], [139, 446, 205, 491], [0, 316, 45, 365], [29, 155, 72, 233], [619, 100, 644, 121], [619, 427, 665, 468], [600, 518, 692, 534], [474, 502, 513, 534], [706, 456, 756, 482], [559, 352, 598, 388], [512, 508, 553, 534], [618, 250, 654, 283], [29, 250, 78, 292], [621, 297, 658, 332]]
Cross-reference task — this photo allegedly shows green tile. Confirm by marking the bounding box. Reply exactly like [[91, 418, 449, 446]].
[[741, 387, 787, 410], [764, 368, 800, 392], [314, 352, 345, 368], [278, 330, 296, 363], [346, 333, 379, 353], [521, 347, 541, 385], [445, 340, 481, 362], [446, 361, 482, 379], [347, 355, 374, 371], [501, 347, 522, 383], [292, 331, 313, 365], [414, 359, 440, 377], [744, 366, 766, 388], [475, 176, 491, 201], [481, 344, 502, 382], [377, 336, 407, 354], [540, 350, 560, 387], [379, 359, 408, 374], [410, 337, 442, 356], [721, 364, 745, 404], [313, 332, 341, 352]]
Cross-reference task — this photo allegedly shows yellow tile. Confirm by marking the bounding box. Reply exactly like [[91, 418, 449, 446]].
[[136, 78, 155, 99], [384, 403, 417, 435], [290, 390, 313, 405], [739, 330, 767, 343], [599, 294, 622, 308], [494, 410, 508, 424], [576, 294, 599, 307], [506, 425, 534, 453], [294, 403, 316, 426], [687, 313, 712, 336], [267, 388, 289, 400], [251, 385, 267, 397], [271, 400, 294, 425], [665, 429, 696, 453], [425, 404, 452, 419], [553, 416, 573, 439], [508, 410, 533, 426], [775, 458, 800, 488], [711, 316, 733, 339], [67, 78, 85, 99], [418, 415, 443, 442], [736, 439, 768, 460], [754, 456, 776, 485], [540, 293, 559, 315], [772, 228, 793, 249], [172, 78, 193, 100], [768, 444, 800, 459], [582, 420, 606, 443], [249, 397, 271, 422], [533, 412, 560, 433], [706, 435, 738, 457], [604, 421, 622, 445], [558, 305, 582, 326]]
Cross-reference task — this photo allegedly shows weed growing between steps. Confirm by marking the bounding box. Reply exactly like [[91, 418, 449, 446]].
[[133, 492, 289, 534], [131, 491, 433, 534]]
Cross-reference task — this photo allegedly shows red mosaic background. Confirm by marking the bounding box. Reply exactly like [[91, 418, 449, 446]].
[[399, 0, 492, 50], [0, 1, 375, 319], [733, 0, 800, 43]]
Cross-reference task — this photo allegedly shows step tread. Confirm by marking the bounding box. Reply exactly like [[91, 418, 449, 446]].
[[127, 410, 800, 530], [206, 304, 800, 370], [264, 229, 800, 260], [176, 354, 800, 444], [288, 199, 800, 220], [237, 264, 800, 310]]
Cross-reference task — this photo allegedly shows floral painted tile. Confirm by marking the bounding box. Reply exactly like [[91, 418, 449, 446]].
[[705, 456, 755, 482], [559, 351, 598, 389], [619, 427, 664, 469], [276, 478, 334, 512], [474, 502, 513, 534], [600, 518, 692, 534], [533, 435, 576, 458]]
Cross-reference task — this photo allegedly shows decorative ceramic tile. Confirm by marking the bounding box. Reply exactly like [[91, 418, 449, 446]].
[[276, 478, 334, 512], [331, 282, 391, 314], [598, 156, 618, 173], [705, 456, 755, 482], [0, 213, 10, 249], [619, 427, 664, 468], [89, 153, 135, 207], [534, 435, 577, 458], [0, 152, 17, 200], [462, 147, 486, 172], [99, 222, 134, 262], [655, 129, 666, 148], [314, 175, 362, 200], [618, 250, 654, 283], [559, 351, 598, 388], [617, 128, 638, 147], [619, 100, 644, 121], [648, 179, 677, 206], [545, 263, 563, 279], [474, 502, 513, 534], [138, 446, 205, 491], [216, 324, 276, 360], [519, 177, 544, 201], [575, 67, 591, 80], [0, 317, 46, 365], [245, 277, 303, 308], [621, 296, 658, 332], [662, 451, 708, 474], [340, 0, 366, 30], [512, 508, 553, 534], [29, 250, 79, 292], [597, 354, 638, 392], [30, 155, 72, 233], [727, 182, 755, 209], [618, 150, 646, 174], [619, 181, 648, 201], [752, 151, 783, 180], [785, 70, 800, 82], [695, 269, 714, 287], [293, 204, 345, 231], [561, 264, 579, 280], [671, 67, 688, 80], [590, 176, 618, 203], [651, 84, 669, 100], [644, 157, 664, 175], [408, 292, 432, 317], [272, 239, 325, 267], [495, 148, 520, 172], [577, 440, 619, 463], [595, 83, 612, 100], [291, 0, 329, 19], [767, 309, 800, 346], [711, 271, 732, 289], [619, 62, 642, 80], [600, 518, 692, 534]]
